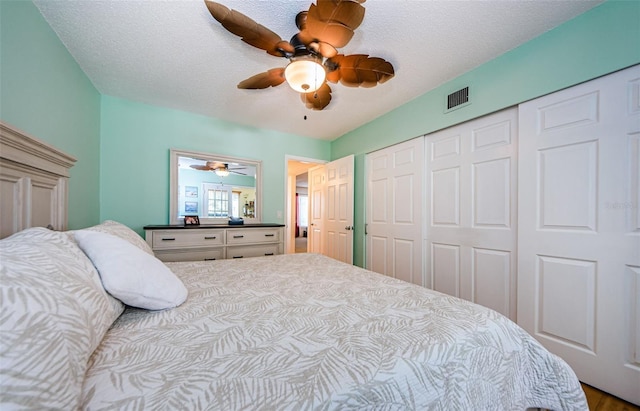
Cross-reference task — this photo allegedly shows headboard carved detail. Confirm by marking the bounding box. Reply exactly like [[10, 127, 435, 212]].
[[0, 122, 77, 238]]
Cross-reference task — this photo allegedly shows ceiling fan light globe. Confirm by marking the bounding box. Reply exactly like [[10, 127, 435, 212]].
[[215, 169, 230, 177], [284, 60, 326, 93]]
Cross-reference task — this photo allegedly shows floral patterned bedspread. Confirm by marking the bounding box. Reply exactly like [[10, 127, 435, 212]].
[[82, 253, 587, 410]]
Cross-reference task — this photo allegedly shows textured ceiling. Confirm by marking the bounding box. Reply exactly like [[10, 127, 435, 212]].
[[33, 0, 603, 141]]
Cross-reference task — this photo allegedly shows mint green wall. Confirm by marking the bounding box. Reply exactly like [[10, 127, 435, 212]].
[[0, 0, 102, 229], [2, 0, 637, 257], [99, 96, 330, 235], [331, 0, 640, 267]]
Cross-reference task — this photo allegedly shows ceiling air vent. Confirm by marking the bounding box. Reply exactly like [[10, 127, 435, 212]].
[[445, 87, 470, 112]]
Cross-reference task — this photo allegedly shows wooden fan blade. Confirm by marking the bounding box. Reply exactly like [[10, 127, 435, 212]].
[[314, 0, 366, 30], [237, 68, 286, 89], [304, 1, 365, 48], [326, 54, 394, 87], [190, 165, 211, 171], [300, 83, 332, 110], [204, 1, 294, 57]]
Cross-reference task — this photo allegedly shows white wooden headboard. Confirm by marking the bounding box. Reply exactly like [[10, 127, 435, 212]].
[[0, 122, 76, 239]]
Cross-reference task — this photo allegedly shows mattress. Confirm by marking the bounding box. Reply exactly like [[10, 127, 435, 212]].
[[82, 253, 587, 410]]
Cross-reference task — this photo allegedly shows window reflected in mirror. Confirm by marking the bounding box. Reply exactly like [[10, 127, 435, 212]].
[[170, 149, 262, 225]]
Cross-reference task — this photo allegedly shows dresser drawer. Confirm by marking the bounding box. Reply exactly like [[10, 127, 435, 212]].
[[226, 244, 280, 259], [154, 247, 225, 262], [226, 228, 280, 245], [145, 225, 284, 262], [152, 229, 225, 249]]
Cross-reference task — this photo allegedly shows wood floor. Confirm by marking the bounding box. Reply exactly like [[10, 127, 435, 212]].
[[582, 383, 639, 411], [295, 236, 307, 253]]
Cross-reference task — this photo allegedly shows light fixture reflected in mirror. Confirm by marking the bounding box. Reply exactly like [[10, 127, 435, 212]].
[[214, 168, 230, 177], [284, 57, 326, 93]]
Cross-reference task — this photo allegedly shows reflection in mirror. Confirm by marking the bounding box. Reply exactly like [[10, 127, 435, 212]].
[[170, 149, 262, 225]]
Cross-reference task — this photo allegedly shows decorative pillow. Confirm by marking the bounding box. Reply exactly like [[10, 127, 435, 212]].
[[82, 220, 154, 256], [0, 228, 125, 409], [74, 230, 188, 310]]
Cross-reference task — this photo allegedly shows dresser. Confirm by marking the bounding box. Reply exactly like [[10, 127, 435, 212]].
[[144, 224, 284, 262]]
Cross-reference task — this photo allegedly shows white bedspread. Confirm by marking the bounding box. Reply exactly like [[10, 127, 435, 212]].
[[82, 253, 587, 410]]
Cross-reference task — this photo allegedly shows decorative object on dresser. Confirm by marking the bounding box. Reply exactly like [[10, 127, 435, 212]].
[[144, 224, 284, 262], [183, 215, 200, 226], [228, 216, 243, 225]]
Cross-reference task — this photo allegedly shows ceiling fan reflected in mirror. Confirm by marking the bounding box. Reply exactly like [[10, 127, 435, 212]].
[[204, 0, 395, 110], [190, 161, 247, 177]]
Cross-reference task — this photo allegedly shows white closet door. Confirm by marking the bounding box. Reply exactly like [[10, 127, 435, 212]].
[[425, 108, 518, 320], [365, 137, 424, 286], [518, 65, 640, 404]]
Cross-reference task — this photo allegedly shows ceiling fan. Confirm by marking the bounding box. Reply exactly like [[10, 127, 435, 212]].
[[204, 0, 395, 110], [190, 162, 247, 177]]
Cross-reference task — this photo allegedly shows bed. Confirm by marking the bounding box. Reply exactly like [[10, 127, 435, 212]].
[[0, 124, 587, 410]]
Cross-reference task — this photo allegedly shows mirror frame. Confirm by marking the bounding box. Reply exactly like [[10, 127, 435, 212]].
[[169, 148, 263, 225]]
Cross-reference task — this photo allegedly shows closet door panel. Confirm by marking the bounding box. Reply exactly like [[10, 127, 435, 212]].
[[426, 107, 518, 320], [366, 137, 424, 286], [517, 65, 640, 404], [473, 247, 511, 315], [432, 243, 460, 297], [431, 167, 460, 226]]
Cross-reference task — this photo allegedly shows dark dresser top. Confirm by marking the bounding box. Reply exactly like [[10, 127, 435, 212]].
[[144, 223, 285, 230]]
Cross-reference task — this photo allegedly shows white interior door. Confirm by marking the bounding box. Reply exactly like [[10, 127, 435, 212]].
[[308, 165, 325, 255], [517, 65, 640, 404], [365, 137, 424, 286], [324, 155, 354, 264], [308, 156, 355, 263], [425, 107, 518, 320]]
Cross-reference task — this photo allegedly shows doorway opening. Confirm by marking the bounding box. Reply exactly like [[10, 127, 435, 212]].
[[295, 190, 309, 252], [285, 157, 325, 254]]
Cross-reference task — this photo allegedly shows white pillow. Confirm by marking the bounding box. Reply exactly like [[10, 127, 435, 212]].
[[74, 230, 188, 310], [0, 228, 124, 409], [69, 220, 154, 256]]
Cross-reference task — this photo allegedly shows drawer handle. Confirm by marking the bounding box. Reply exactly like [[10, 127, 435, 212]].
[[264, 253, 274, 256], [161, 237, 176, 241], [233, 256, 244, 259], [204, 236, 217, 240], [264, 234, 275, 237], [233, 235, 244, 239], [204, 258, 216, 261]]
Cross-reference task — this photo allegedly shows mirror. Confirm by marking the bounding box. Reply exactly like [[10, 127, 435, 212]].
[[170, 149, 262, 225]]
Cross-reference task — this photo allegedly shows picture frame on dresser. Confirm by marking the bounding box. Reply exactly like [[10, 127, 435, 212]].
[[183, 215, 200, 226]]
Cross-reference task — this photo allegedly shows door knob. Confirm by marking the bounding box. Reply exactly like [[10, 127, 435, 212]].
[[345, 226, 354, 230]]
